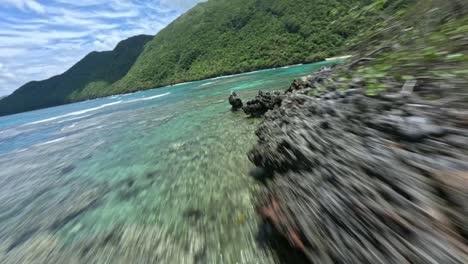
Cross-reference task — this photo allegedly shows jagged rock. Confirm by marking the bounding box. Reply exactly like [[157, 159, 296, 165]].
[[249, 91, 468, 263], [242, 91, 284, 117], [228, 91, 243, 111], [286, 67, 333, 93], [287, 75, 315, 92]]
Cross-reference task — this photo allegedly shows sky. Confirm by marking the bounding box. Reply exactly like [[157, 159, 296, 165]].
[[0, 0, 206, 96]]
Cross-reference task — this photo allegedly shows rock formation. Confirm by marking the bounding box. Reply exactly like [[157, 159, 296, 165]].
[[242, 91, 284, 117], [249, 75, 468, 263], [286, 66, 333, 94], [228, 91, 243, 111]]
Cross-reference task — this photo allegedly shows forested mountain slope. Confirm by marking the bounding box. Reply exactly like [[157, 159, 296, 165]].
[[0, 35, 152, 116], [0, 0, 410, 115], [112, 0, 407, 94]]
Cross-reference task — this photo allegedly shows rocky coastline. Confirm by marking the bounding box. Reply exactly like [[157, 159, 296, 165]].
[[233, 63, 468, 262]]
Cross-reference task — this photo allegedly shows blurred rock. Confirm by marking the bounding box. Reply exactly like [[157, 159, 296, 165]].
[[249, 86, 468, 263]]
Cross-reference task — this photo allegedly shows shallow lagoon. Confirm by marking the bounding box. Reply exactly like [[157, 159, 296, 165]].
[[0, 61, 335, 263]]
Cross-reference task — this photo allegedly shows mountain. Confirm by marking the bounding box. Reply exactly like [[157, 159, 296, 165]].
[[0, 0, 408, 116], [0, 35, 152, 116], [111, 0, 380, 93]]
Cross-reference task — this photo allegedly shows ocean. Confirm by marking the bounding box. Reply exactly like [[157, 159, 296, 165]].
[[0, 61, 335, 263]]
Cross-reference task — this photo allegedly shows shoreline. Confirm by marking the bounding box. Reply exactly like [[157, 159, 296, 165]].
[[0, 60, 339, 119], [168, 60, 340, 87]]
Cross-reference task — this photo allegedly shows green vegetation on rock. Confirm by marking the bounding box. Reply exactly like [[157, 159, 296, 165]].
[[299, 0, 467, 99], [352, 0, 467, 97]]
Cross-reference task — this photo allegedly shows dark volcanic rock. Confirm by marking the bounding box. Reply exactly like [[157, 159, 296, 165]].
[[249, 91, 468, 263], [286, 67, 333, 94], [228, 92, 243, 111], [242, 91, 284, 117]]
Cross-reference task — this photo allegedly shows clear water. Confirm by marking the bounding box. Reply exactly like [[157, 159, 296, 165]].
[[0, 61, 335, 264]]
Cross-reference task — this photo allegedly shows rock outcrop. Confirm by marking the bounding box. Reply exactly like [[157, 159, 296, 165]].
[[286, 67, 333, 94], [249, 89, 468, 263], [242, 91, 284, 117], [228, 92, 243, 111]]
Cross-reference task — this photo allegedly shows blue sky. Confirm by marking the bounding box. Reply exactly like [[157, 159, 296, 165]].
[[0, 0, 206, 96]]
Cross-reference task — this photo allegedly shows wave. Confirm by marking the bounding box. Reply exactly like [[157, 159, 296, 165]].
[[56, 114, 93, 124], [35, 137, 66, 146], [60, 123, 77, 132], [23, 92, 170, 127], [211, 73, 238, 80], [199, 81, 215, 87], [124, 92, 170, 103], [24, 101, 123, 125], [13, 147, 29, 153], [171, 81, 194, 87], [191, 82, 216, 90]]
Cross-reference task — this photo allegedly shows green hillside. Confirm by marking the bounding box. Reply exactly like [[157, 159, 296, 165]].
[[0, 0, 410, 116], [0, 35, 152, 116], [111, 0, 395, 93]]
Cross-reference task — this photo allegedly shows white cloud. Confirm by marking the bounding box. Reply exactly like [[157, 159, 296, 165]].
[[2, 0, 45, 13], [0, 47, 29, 58], [0, 64, 15, 80], [0, 0, 201, 96]]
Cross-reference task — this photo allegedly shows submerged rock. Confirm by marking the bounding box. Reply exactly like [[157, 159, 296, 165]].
[[7, 227, 40, 252], [183, 208, 204, 221], [60, 164, 76, 175], [242, 91, 284, 117], [249, 89, 468, 263], [117, 177, 155, 201], [228, 91, 243, 111]]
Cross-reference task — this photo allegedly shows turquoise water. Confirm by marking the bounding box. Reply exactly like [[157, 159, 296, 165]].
[[0, 61, 334, 263]]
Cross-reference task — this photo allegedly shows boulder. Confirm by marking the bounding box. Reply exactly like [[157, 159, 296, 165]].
[[242, 91, 284, 117], [228, 91, 243, 111]]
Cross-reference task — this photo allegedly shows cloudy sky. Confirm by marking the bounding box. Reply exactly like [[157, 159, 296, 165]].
[[0, 0, 206, 96]]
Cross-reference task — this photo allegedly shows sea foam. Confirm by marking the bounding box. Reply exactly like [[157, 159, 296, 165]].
[[26, 101, 123, 125], [24, 92, 171, 126], [124, 92, 170, 104]]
